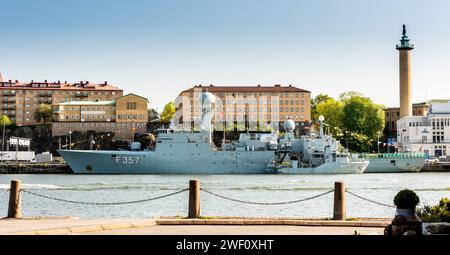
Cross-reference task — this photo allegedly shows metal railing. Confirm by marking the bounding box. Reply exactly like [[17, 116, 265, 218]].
[[2, 180, 398, 220]]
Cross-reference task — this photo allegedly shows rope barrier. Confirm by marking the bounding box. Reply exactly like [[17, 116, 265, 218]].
[[21, 188, 188, 206], [201, 188, 334, 205], [345, 189, 396, 208]]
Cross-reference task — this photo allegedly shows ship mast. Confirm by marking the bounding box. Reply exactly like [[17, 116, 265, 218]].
[[200, 92, 215, 144]]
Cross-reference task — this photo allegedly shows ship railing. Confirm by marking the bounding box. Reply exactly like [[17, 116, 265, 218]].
[[357, 153, 427, 159], [210, 142, 219, 151]]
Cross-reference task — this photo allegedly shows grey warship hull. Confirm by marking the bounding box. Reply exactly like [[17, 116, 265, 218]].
[[58, 149, 274, 174]]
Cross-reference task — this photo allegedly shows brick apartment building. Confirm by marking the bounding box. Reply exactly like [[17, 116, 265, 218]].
[[178, 84, 311, 133], [0, 80, 123, 126]]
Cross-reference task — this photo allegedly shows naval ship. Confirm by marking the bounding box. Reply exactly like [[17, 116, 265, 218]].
[[58, 93, 276, 174], [357, 153, 427, 173], [266, 117, 369, 174]]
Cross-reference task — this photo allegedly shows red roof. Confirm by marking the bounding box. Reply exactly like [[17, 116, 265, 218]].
[[180, 84, 310, 95], [0, 80, 123, 91]]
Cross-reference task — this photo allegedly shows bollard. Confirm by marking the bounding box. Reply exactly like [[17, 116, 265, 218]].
[[7, 180, 22, 218], [333, 181, 346, 220], [188, 179, 200, 218]]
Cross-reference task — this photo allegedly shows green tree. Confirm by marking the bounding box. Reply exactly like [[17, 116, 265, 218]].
[[338, 91, 364, 102], [341, 94, 385, 152], [0, 115, 12, 127], [148, 108, 159, 121], [0, 115, 12, 151], [34, 103, 53, 124], [313, 92, 385, 152], [342, 95, 385, 139], [160, 102, 176, 123], [315, 98, 344, 136], [311, 94, 332, 121]]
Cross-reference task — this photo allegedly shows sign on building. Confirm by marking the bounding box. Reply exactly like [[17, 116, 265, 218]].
[[9, 137, 31, 147]]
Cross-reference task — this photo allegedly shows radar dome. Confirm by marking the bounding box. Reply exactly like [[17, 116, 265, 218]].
[[200, 92, 216, 105], [283, 119, 296, 132]]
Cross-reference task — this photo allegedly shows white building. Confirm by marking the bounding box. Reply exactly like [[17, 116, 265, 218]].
[[397, 100, 450, 157]]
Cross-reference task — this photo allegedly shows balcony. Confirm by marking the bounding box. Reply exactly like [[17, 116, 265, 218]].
[[406, 139, 450, 144], [39, 92, 53, 97], [396, 43, 414, 50], [2, 91, 16, 96], [38, 97, 52, 104], [75, 92, 89, 97]]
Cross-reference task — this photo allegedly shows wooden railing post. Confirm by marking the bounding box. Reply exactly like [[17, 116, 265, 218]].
[[7, 180, 22, 218], [333, 181, 346, 220], [188, 180, 200, 218]]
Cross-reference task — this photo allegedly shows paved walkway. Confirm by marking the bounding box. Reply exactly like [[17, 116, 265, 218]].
[[0, 218, 157, 235], [83, 225, 384, 235], [0, 217, 389, 235]]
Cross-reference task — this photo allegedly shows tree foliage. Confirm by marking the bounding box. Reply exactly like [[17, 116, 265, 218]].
[[160, 102, 176, 123], [341, 95, 385, 140], [315, 98, 343, 135], [311, 93, 332, 121], [34, 104, 53, 124], [417, 197, 450, 223], [148, 108, 159, 121], [394, 189, 420, 209], [313, 92, 385, 152], [0, 115, 12, 127]]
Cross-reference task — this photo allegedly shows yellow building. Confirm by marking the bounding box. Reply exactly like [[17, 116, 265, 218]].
[[52, 93, 149, 142], [115, 93, 149, 123], [53, 100, 116, 122]]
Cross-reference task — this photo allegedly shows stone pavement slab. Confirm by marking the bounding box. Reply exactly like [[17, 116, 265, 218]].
[[82, 225, 385, 235], [0, 217, 390, 235], [0, 217, 157, 235]]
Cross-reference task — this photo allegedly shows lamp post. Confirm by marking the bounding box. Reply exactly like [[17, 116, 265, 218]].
[[1, 122, 5, 162], [69, 131, 72, 150]]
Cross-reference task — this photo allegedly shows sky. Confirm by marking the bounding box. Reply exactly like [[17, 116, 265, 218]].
[[1, 0, 450, 111]]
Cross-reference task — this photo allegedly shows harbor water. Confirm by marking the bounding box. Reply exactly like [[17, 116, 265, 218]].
[[0, 173, 449, 219]]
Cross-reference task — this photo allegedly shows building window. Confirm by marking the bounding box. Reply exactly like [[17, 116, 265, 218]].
[[126, 102, 137, 110]]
